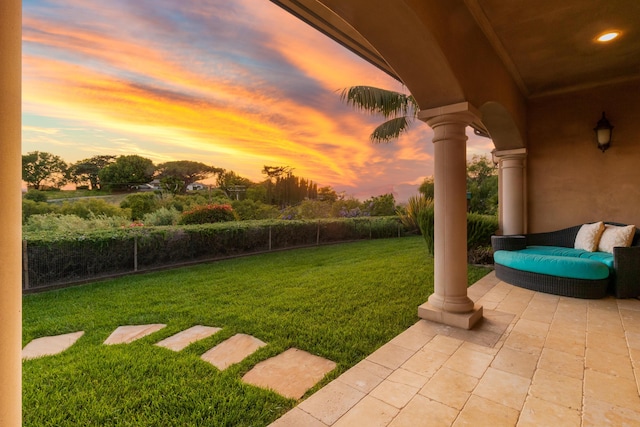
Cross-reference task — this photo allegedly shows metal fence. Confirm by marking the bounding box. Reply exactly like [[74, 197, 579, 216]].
[[23, 218, 406, 292]]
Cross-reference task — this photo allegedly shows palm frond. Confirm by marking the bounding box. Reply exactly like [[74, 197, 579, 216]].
[[340, 86, 418, 119], [370, 117, 412, 143]]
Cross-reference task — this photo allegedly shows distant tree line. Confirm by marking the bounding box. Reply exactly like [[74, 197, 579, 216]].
[[22, 151, 496, 227], [21, 152, 331, 208], [22, 152, 401, 222]]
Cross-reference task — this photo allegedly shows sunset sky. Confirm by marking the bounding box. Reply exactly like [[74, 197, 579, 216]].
[[22, 0, 494, 201]]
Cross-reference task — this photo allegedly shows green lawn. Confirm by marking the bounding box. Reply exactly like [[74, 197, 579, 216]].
[[23, 236, 491, 426]]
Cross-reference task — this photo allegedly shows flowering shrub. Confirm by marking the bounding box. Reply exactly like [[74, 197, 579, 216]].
[[180, 204, 237, 225], [338, 206, 368, 218]]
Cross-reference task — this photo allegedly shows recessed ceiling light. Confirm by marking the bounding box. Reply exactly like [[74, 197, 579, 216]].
[[596, 31, 620, 42]]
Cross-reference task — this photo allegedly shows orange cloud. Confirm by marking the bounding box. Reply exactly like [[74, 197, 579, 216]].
[[22, 0, 494, 202], [23, 54, 376, 186]]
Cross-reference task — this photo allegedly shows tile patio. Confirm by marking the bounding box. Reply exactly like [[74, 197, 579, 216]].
[[270, 272, 640, 426]]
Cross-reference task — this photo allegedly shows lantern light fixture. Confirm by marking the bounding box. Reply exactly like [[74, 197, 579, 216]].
[[593, 112, 613, 153]]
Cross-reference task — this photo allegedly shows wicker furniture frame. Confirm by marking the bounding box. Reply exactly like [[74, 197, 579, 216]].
[[492, 222, 640, 299]]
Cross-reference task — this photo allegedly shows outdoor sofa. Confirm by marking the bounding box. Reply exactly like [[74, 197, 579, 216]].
[[492, 222, 640, 299]]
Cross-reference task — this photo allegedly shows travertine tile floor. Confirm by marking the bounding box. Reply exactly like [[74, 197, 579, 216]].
[[271, 272, 640, 426]]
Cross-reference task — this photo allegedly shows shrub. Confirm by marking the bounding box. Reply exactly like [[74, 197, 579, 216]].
[[143, 207, 181, 226], [296, 200, 332, 219], [158, 193, 225, 213], [22, 199, 57, 223], [23, 213, 130, 234], [120, 193, 159, 220], [330, 197, 362, 217], [24, 214, 87, 234], [417, 208, 498, 262], [59, 198, 130, 219], [467, 213, 499, 249], [180, 204, 237, 225], [24, 190, 48, 202], [417, 206, 435, 255], [362, 193, 397, 216], [398, 195, 433, 233], [232, 199, 279, 220]]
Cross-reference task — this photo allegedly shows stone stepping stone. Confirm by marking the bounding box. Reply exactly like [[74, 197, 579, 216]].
[[155, 325, 222, 351], [242, 348, 336, 399], [104, 324, 166, 345], [22, 331, 85, 360], [201, 333, 267, 370]]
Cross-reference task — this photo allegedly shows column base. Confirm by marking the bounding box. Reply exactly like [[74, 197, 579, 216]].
[[418, 302, 483, 330]]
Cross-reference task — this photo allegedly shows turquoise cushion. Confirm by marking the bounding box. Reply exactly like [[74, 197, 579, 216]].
[[494, 250, 610, 280], [521, 246, 589, 258], [522, 245, 614, 269], [578, 251, 614, 269]]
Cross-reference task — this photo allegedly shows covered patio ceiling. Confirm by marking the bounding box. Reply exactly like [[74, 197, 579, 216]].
[[270, 0, 640, 100]]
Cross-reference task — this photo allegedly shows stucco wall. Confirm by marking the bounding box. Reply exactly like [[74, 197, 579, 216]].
[[527, 79, 640, 232]]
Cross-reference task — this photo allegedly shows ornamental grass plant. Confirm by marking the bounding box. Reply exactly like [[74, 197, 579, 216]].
[[23, 237, 491, 426]]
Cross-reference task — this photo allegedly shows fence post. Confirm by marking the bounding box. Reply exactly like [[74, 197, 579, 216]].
[[134, 235, 138, 272], [316, 221, 320, 245], [369, 219, 372, 240], [22, 239, 29, 290], [269, 226, 272, 251]]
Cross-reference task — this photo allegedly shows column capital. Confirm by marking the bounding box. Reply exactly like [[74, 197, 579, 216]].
[[492, 148, 527, 160], [417, 102, 481, 127]]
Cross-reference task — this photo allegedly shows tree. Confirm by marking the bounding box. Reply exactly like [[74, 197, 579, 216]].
[[418, 177, 435, 199], [261, 165, 292, 179], [363, 193, 397, 216], [466, 155, 498, 215], [216, 170, 254, 200], [67, 155, 116, 190], [340, 86, 419, 143], [155, 160, 222, 193], [415, 158, 497, 215], [120, 193, 159, 220], [318, 186, 338, 203], [98, 155, 155, 191], [22, 151, 68, 190], [261, 167, 318, 207], [159, 176, 185, 195]]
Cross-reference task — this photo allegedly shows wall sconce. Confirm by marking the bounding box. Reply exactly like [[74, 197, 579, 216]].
[[593, 112, 613, 152]]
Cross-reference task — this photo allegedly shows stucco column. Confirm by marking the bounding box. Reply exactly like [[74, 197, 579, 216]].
[[0, 0, 23, 425], [494, 149, 527, 235], [417, 103, 483, 330]]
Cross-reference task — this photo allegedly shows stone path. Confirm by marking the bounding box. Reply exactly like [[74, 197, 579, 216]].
[[104, 324, 166, 345], [156, 325, 222, 351], [243, 348, 338, 399], [201, 333, 267, 370], [22, 323, 335, 400], [22, 331, 85, 360]]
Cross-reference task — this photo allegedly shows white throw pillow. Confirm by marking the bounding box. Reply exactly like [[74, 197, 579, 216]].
[[597, 224, 636, 254], [574, 221, 604, 252]]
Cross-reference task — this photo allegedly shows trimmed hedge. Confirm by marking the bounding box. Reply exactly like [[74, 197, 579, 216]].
[[23, 217, 403, 290]]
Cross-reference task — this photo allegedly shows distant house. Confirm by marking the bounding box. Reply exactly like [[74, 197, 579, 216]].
[[187, 182, 207, 191]]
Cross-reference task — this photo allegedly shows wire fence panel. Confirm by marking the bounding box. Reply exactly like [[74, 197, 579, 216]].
[[25, 237, 135, 289], [23, 218, 405, 292]]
